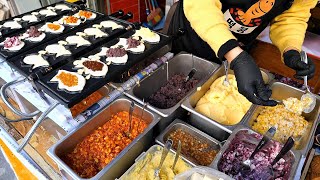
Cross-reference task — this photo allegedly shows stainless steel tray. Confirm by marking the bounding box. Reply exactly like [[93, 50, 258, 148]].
[[125, 52, 219, 117], [155, 119, 222, 166], [210, 126, 302, 180], [243, 82, 320, 156], [118, 144, 195, 179], [47, 96, 161, 180], [181, 65, 273, 133]]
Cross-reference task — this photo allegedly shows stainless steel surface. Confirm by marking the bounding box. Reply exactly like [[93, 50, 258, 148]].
[[110, 45, 171, 88], [47, 96, 161, 180], [181, 65, 273, 134], [154, 139, 173, 178], [125, 52, 219, 134], [0, 77, 67, 138], [118, 145, 195, 179], [244, 82, 320, 156], [210, 126, 302, 180], [155, 119, 222, 166], [126, 52, 218, 118], [17, 101, 59, 152], [1, 77, 40, 118]]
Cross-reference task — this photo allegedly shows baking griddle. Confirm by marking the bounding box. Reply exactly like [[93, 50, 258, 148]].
[[6, 17, 133, 78], [37, 30, 171, 107], [0, 10, 105, 60], [0, 1, 77, 39]]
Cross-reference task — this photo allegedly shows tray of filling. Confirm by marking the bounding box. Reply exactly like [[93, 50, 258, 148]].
[[0, 8, 106, 60], [181, 65, 273, 134], [211, 126, 301, 180], [118, 145, 194, 180], [155, 119, 221, 166], [34, 27, 172, 108], [244, 82, 320, 156], [0, 1, 77, 39], [47, 96, 161, 180], [125, 52, 219, 118]]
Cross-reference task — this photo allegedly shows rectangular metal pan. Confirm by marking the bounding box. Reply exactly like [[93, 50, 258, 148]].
[[243, 82, 320, 156], [155, 119, 222, 166], [36, 29, 172, 108], [181, 65, 273, 134], [118, 144, 195, 179], [0, 9, 105, 60], [47, 96, 161, 180], [210, 125, 302, 180], [125, 52, 219, 118]]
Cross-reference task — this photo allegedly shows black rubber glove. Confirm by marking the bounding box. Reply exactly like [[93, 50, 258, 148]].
[[283, 50, 315, 80], [230, 51, 277, 106]]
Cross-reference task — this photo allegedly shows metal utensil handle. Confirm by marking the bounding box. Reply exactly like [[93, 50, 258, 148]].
[[301, 51, 311, 93], [223, 60, 229, 82], [17, 101, 59, 152], [128, 101, 134, 133], [1, 77, 40, 118], [271, 137, 295, 166], [250, 127, 276, 159], [172, 140, 181, 170], [159, 139, 173, 169]]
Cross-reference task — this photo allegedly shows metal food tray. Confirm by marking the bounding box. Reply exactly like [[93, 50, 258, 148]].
[[36, 29, 172, 108], [118, 144, 195, 179], [181, 65, 273, 134], [0, 9, 105, 60], [47, 96, 161, 180], [125, 52, 219, 117], [6, 16, 131, 79], [155, 119, 222, 166], [243, 82, 320, 156], [210, 126, 302, 180], [0, 1, 76, 38]]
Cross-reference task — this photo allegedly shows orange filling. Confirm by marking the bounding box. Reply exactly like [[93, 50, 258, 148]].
[[64, 16, 79, 24], [56, 72, 78, 87], [0, 139, 37, 180], [47, 23, 61, 31], [64, 111, 148, 178], [79, 10, 93, 19]]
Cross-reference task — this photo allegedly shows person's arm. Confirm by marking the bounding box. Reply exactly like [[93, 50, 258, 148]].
[[184, 0, 239, 60], [270, 0, 317, 80], [269, 0, 317, 55]]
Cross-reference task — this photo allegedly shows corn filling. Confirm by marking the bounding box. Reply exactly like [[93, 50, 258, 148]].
[[252, 104, 308, 144]]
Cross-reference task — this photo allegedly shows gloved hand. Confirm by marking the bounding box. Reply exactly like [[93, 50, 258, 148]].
[[230, 51, 277, 106], [283, 50, 315, 80]]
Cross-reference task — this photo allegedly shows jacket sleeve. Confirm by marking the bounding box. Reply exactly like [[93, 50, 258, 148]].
[[269, 0, 317, 56], [183, 0, 238, 59]]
